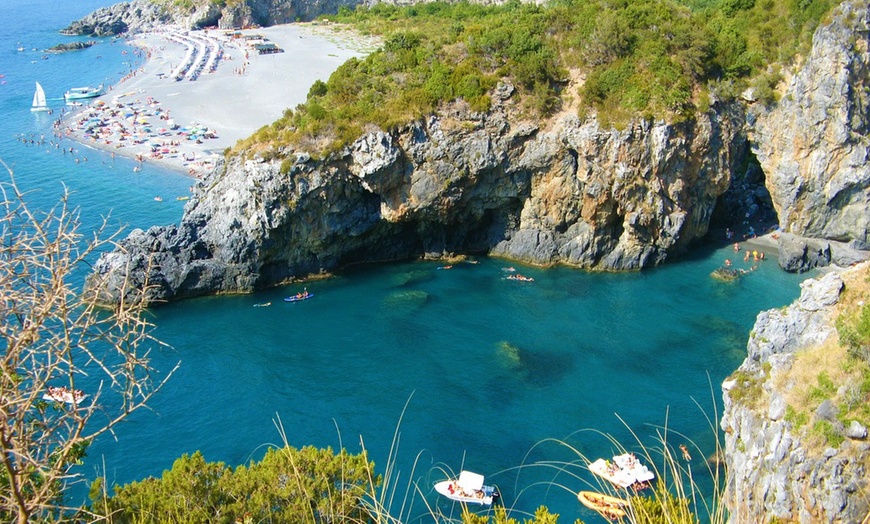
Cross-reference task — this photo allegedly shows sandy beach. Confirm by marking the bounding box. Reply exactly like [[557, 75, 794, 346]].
[[58, 23, 378, 177]]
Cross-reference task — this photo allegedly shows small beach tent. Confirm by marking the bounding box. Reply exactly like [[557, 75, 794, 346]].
[[457, 471, 485, 492]]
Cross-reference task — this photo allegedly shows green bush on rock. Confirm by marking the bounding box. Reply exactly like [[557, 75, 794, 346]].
[[235, 0, 834, 158], [89, 446, 378, 523]]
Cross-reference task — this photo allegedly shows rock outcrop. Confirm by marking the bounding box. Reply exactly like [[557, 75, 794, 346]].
[[61, 1, 173, 36], [45, 41, 96, 52], [87, 94, 745, 303], [62, 0, 539, 34], [777, 232, 869, 273], [749, 0, 870, 248], [721, 267, 870, 523]]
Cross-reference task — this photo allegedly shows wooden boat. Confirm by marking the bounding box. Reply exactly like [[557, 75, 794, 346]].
[[434, 470, 499, 506], [577, 491, 628, 520], [588, 453, 654, 489]]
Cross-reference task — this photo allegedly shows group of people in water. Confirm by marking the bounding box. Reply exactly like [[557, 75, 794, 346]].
[[501, 266, 535, 282], [724, 239, 766, 269]]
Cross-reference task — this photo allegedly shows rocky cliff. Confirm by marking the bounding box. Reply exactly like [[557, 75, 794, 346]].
[[61, 0, 342, 34], [87, 90, 745, 303], [749, 0, 870, 250], [721, 266, 870, 523], [62, 1, 174, 36], [62, 0, 526, 34]]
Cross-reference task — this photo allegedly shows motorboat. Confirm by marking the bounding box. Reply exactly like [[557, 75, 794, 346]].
[[577, 490, 628, 520], [64, 84, 104, 102], [42, 386, 87, 404], [588, 453, 655, 489], [434, 470, 499, 506]]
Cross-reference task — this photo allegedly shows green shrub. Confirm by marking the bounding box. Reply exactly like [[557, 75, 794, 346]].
[[232, 0, 835, 157], [785, 405, 809, 429], [727, 369, 766, 408], [810, 420, 845, 448], [308, 79, 328, 98], [837, 302, 870, 364], [90, 447, 378, 523], [808, 371, 837, 403]]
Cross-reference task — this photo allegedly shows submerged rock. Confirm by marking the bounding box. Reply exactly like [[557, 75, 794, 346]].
[[711, 267, 741, 282]]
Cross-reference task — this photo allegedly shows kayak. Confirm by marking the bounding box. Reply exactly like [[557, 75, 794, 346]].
[[284, 293, 314, 302]]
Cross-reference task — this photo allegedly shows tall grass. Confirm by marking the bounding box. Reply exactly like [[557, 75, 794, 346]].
[[85, 389, 731, 523], [507, 386, 729, 524]]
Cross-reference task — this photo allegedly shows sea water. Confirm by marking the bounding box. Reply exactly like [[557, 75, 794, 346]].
[[1, 2, 809, 522]]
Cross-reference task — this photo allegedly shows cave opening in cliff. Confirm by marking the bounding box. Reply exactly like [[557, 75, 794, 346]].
[[710, 151, 777, 240]]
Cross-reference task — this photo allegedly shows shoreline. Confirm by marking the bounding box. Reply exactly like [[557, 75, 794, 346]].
[[56, 23, 378, 177]]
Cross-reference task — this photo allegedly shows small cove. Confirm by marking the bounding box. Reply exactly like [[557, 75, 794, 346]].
[[0, 1, 810, 521]]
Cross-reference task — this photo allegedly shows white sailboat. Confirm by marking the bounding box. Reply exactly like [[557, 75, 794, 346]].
[[31, 82, 50, 112]]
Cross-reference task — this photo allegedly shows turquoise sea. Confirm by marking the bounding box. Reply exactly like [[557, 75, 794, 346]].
[[1, 1, 810, 521]]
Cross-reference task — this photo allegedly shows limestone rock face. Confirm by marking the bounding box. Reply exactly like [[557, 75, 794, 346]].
[[63, 0, 555, 34], [61, 1, 173, 36], [721, 269, 870, 523], [87, 98, 743, 303], [749, 0, 870, 246]]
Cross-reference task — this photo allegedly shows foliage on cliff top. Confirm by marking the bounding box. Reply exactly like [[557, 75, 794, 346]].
[[88, 446, 379, 523], [148, 0, 245, 11], [777, 264, 870, 449], [233, 0, 833, 158]]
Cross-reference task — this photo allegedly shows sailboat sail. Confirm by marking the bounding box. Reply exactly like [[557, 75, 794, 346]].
[[31, 82, 49, 112]]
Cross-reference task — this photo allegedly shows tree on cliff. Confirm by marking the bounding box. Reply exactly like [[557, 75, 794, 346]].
[[0, 166, 176, 524]]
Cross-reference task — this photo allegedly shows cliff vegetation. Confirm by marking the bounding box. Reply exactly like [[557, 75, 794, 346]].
[[722, 263, 870, 522], [234, 0, 834, 158], [782, 266, 870, 448]]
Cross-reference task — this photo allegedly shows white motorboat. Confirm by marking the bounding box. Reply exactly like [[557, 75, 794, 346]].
[[42, 386, 87, 404], [434, 470, 499, 505], [588, 453, 655, 489], [64, 84, 104, 102]]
